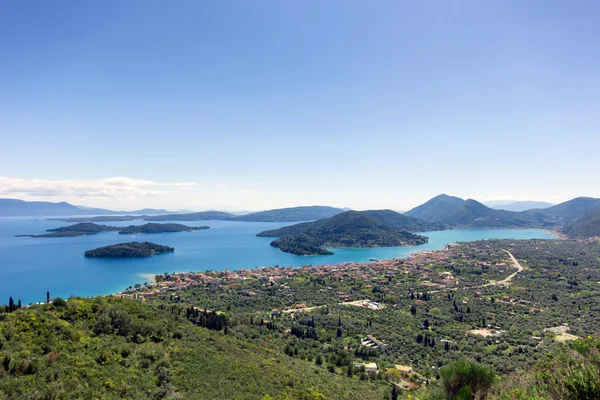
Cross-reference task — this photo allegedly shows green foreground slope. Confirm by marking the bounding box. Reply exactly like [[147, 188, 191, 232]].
[[0, 298, 390, 400]]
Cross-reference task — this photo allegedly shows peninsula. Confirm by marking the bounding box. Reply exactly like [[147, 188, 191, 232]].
[[258, 211, 428, 255], [84, 242, 175, 258]]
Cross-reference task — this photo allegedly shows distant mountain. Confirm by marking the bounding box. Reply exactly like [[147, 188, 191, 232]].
[[145, 206, 344, 223], [487, 201, 554, 212], [524, 197, 600, 224], [565, 203, 600, 238], [406, 194, 600, 235], [118, 223, 209, 234], [405, 195, 535, 228], [0, 198, 174, 217], [404, 194, 465, 223], [257, 211, 428, 255], [0, 199, 84, 217], [145, 211, 238, 221], [238, 206, 344, 222]]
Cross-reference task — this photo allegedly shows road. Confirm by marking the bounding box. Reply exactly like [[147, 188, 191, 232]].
[[480, 249, 523, 287]]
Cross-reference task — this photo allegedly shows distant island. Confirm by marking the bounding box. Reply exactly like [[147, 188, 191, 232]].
[[84, 242, 175, 258], [258, 211, 428, 255], [17, 222, 208, 238], [118, 223, 209, 234]]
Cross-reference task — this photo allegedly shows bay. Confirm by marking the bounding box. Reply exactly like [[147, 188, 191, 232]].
[[0, 217, 557, 304]]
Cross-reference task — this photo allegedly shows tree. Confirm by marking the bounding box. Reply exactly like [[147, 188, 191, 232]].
[[8, 297, 14, 313], [391, 385, 399, 400], [424, 319, 430, 329], [410, 304, 417, 315], [315, 354, 323, 366], [46, 291, 50, 304]]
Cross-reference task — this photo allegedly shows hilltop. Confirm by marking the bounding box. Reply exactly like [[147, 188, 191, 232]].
[[404, 194, 465, 223], [258, 210, 428, 255]]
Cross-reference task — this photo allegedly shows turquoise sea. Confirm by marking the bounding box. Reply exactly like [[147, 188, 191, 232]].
[[0, 217, 557, 304]]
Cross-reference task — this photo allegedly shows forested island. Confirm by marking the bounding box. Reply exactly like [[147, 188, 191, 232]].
[[84, 242, 175, 258], [18, 222, 208, 238], [258, 211, 428, 255]]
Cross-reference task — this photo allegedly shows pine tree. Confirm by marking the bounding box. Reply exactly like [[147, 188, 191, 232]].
[[47, 291, 50, 304]]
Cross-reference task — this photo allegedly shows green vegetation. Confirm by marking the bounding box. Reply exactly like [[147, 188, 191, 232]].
[[3, 238, 600, 397], [0, 297, 390, 399], [84, 242, 174, 258], [259, 211, 428, 255], [566, 203, 600, 238], [117, 223, 208, 234], [270, 234, 334, 255]]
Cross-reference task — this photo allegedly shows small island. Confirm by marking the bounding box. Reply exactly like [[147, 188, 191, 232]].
[[18, 222, 209, 237], [84, 242, 175, 258]]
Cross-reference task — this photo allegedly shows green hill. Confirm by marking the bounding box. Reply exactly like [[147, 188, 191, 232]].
[[258, 211, 428, 255], [565, 203, 600, 238], [404, 194, 465, 222], [0, 297, 390, 399]]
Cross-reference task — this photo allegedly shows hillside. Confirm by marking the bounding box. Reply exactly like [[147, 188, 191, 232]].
[[258, 211, 428, 255], [565, 203, 600, 238], [118, 223, 209, 234], [362, 209, 441, 232], [84, 242, 175, 257], [523, 197, 600, 226], [0, 297, 390, 399], [404, 194, 465, 223]]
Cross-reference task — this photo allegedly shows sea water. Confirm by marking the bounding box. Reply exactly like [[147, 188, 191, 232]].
[[0, 217, 557, 304]]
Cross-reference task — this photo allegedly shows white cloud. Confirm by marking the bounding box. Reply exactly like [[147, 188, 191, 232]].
[[0, 176, 197, 202]]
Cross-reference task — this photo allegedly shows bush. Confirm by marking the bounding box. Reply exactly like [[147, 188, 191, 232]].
[[439, 358, 496, 399]]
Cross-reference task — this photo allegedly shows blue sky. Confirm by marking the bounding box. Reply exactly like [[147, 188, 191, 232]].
[[1, 1, 599, 211]]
